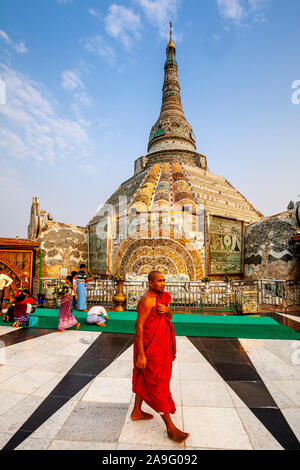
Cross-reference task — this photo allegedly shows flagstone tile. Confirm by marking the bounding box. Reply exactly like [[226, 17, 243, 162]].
[[0, 395, 44, 434], [55, 402, 128, 443], [3, 350, 50, 368], [82, 377, 133, 404], [31, 374, 65, 398], [179, 361, 223, 382], [118, 403, 185, 448], [0, 369, 58, 395], [0, 327, 15, 335], [116, 345, 134, 362], [31, 354, 81, 374], [177, 342, 208, 363], [254, 362, 300, 381], [257, 339, 298, 365], [182, 380, 234, 408], [240, 347, 300, 381], [0, 390, 28, 415], [4, 341, 43, 353], [31, 399, 78, 439], [116, 443, 184, 450], [182, 406, 252, 450], [57, 342, 94, 357], [263, 379, 300, 409], [0, 432, 14, 449], [48, 440, 117, 450], [26, 341, 70, 356], [0, 365, 25, 384], [281, 409, 300, 440], [16, 438, 52, 450], [225, 383, 247, 408], [99, 359, 133, 379], [171, 358, 180, 379], [271, 380, 300, 405], [236, 408, 283, 450], [226, 381, 276, 408], [170, 377, 182, 406]]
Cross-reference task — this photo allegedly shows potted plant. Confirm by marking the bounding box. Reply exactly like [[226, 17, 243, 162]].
[[54, 282, 73, 308]]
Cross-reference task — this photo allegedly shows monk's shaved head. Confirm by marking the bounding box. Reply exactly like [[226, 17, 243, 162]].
[[148, 271, 162, 282]]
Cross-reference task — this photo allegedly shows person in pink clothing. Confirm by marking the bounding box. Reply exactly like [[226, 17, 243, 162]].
[[57, 276, 80, 332]]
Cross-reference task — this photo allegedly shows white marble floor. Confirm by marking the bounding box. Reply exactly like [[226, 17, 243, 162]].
[[0, 325, 299, 450]]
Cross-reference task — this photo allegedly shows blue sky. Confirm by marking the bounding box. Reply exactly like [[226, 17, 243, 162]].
[[0, 0, 299, 238]]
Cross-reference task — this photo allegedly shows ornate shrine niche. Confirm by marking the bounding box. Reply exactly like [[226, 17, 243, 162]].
[[89, 222, 108, 275], [208, 215, 244, 275]]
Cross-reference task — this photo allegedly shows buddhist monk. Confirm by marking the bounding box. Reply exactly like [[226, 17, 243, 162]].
[[131, 270, 189, 444]]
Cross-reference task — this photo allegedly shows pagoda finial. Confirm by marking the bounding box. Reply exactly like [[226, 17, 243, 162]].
[[167, 20, 175, 49], [148, 21, 196, 154]]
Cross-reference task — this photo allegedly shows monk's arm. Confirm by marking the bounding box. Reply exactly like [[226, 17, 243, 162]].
[[135, 297, 152, 369], [157, 304, 173, 321]]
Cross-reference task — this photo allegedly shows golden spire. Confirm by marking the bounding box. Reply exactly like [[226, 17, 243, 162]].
[[167, 21, 175, 49]]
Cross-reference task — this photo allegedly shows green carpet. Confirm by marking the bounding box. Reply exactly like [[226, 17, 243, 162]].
[[1, 308, 300, 340]]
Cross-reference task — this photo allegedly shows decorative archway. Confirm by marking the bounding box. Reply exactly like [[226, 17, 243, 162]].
[[0, 258, 23, 292], [113, 238, 202, 280], [0, 238, 40, 296]]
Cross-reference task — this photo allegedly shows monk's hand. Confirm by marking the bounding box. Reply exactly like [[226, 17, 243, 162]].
[[136, 353, 147, 369], [157, 304, 169, 315]]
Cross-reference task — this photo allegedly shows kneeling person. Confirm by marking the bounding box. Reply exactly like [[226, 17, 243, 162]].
[[86, 306, 108, 326], [13, 293, 36, 326]]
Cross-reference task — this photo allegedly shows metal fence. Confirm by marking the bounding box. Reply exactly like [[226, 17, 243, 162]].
[[37, 278, 300, 312], [232, 279, 300, 310], [87, 280, 116, 307]]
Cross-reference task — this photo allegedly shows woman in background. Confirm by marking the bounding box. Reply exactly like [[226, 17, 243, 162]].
[[76, 264, 93, 311], [57, 276, 80, 332], [71, 271, 78, 313]]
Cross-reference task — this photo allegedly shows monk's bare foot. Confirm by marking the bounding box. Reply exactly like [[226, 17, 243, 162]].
[[167, 426, 190, 444], [131, 409, 154, 421]]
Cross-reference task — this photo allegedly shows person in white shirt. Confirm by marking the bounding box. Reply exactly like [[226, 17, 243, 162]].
[[0, 268, 13, 311], [86, 306, 108, 326]]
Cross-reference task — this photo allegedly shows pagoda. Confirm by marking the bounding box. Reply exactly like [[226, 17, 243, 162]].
[[88, 24, 263, 280]]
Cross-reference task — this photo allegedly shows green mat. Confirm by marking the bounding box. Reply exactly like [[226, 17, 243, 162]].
[[1, 308, 300, 340]]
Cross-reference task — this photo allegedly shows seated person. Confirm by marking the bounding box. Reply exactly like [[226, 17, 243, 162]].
[[86, 306, 108, 326], [13, 288, 35, 304], [13, 293, 36, 326], [13, 288, 22, 298], [21, 289, 35, 305], [38, 293, 45, 308], [2, 295, 15, 322]]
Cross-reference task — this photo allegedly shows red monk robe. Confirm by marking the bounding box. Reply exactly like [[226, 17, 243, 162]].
[[132, 291, 177, 415]]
